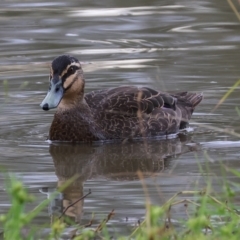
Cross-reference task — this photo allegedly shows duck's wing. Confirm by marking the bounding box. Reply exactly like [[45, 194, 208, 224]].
[[85, 89, 109, 109], [85, 86, 177, 116]]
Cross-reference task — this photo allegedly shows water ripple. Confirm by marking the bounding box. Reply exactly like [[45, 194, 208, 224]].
[[69, 5, 186, 17], [170, 22, 239, 33]]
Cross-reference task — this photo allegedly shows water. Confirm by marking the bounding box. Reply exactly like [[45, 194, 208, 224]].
[[0, 0, 240, 237]]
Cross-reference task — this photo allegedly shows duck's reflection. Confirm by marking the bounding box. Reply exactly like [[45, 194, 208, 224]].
[[42, 135, 195, 223]]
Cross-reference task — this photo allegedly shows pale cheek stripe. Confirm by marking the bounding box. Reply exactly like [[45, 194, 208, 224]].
[[60, 63, 81, 77], [63, 75, 78, 91]]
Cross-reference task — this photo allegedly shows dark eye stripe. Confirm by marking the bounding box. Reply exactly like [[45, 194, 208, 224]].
[[61, 65, 79, 83]]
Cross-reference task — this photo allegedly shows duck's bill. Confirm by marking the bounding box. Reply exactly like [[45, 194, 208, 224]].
[[40, 79, 64, 111]]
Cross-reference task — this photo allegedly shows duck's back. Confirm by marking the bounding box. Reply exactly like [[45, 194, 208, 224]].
[[84, 86, 203, 139]]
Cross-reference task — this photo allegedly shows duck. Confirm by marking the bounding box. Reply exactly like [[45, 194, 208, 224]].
[[40, 55, 203, 142]]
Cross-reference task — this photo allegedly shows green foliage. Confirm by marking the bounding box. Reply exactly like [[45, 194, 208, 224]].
[[128, 182, 240, 240], [0, 175, 88, 240], [1, 171, 240, 240], [3, 80, 8, 97], [48, 219, 65, 239], [0, 176, 35, 240]]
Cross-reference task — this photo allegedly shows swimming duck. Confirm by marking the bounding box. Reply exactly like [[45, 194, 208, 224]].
[[40, 55, 203, 142]]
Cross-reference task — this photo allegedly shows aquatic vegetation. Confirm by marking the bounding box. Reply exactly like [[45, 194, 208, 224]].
[[213, 79, 240, 112], [1, 168, 240, 240], [0, 175, 81, 239], [0, 176, 35, 240], [3, 80, 8, 97], [130, 188, 240, 240]]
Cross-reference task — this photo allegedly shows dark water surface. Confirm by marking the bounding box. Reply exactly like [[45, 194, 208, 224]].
[[1, 0, 240, 236]]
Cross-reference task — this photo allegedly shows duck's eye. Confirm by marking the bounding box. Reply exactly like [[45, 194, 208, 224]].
[[68, 66, 74, 74]]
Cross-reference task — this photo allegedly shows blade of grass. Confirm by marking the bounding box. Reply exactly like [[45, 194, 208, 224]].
[[227, 0, 240, 21], [212, 79, 240, 112], [26, 174, 80, 222]]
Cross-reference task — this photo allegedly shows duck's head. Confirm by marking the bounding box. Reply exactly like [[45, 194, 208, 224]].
[[40, 55, 85, 111]]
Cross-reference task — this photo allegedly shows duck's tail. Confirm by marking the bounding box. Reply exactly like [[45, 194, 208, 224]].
[[172, 92, 203, 129], [173, 92, 203, 109], [185, 92, 203, 108]]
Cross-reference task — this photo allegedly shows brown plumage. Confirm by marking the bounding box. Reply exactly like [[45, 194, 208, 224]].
[[40, 55, 203, 142]]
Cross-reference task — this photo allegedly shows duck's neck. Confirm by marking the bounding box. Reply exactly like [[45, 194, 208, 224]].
[[58, 93, 84, 110]]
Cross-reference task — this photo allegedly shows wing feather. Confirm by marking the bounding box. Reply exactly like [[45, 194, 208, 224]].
[[85, 86, 177, 117]]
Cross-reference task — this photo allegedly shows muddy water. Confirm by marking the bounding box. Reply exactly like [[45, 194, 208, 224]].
[[0, 0, 240, 236]]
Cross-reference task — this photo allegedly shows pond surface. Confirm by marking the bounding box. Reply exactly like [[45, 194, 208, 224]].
[[0, 0, 240, 237]]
